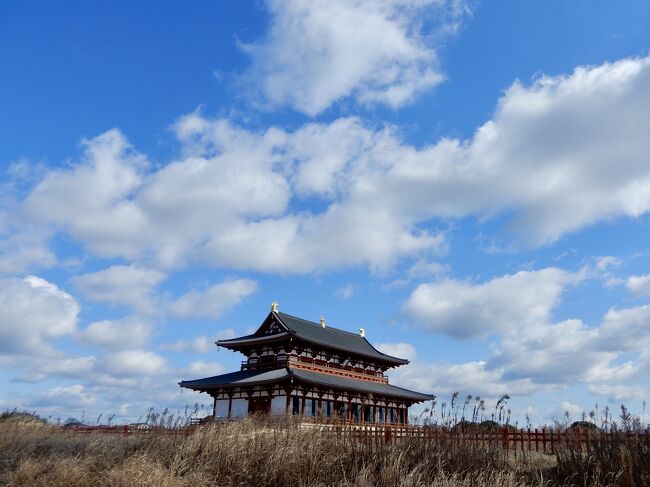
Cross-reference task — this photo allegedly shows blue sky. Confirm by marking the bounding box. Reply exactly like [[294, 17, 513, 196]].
[[1, 0, 649, 426]]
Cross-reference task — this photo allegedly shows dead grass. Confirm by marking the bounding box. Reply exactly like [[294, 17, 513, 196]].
[[1, 417, 647, 486]]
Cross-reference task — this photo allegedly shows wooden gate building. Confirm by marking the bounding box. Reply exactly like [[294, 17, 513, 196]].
[[179, 304, 433, 423]]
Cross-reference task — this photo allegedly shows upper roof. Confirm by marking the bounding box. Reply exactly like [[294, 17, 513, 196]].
[[217, 311, 408, 366], [179, 367, 432, 402]]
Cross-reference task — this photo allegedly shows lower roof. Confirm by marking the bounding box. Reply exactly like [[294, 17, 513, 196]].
[[179, 368, 290, 390], [290, 368, 433, 402], [179, 367, 432, 402]]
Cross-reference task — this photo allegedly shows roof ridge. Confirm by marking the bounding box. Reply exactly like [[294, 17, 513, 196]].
[[276, 311, 363, 337], [276, 311, 407, 363]]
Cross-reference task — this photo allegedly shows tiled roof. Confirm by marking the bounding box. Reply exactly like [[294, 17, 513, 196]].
[[290, 368, 433, 402], [179, 366, 432, 402], [178, 368, 290, 391], [217, 311, 408, 366]]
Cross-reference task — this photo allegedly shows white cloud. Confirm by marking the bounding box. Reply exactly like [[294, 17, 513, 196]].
[[595, 256, 623, 272], [399, 264, 650, 396], [23, 129, 149, 259], [599, 304, 650, 352], [240, 0, 467, 115], [388, 359, 537, 398], [558, 401, 583, 418], [6, 56, 650, 275], [161, 330, 236, 354], [627, 274, 650, 296], [334, 284, 355, 300], [79, 318, 152, 350], [13, 355, 97, 383], [4, 347, 214, 422], [73, 265, 165, 313], [0, 276, 78, 355], [587, 384, 646, 403], [168, 279, 258, 319], [403, 268, 582, 338], [99, 349, 167, 377], [0, 232, 55, 274], [38, 384, 97, 409], [376, 342, 417, 361], [183, 361, 224, 378], [490, 319, 605, 385]]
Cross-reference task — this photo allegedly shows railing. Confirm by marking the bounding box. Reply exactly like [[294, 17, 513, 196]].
[[62, 418, 650, 454], [301, 420, 650, 453], [240, 356, 387, 382]]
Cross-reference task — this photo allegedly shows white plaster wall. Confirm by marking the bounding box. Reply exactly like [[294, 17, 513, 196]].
[[270, 396, 286, 415], [214, 399, 229, 417], [230, 398, 248, 417]]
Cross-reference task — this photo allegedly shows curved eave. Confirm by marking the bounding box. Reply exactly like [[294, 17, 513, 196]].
[[179, 368, 291, 392], [290, 335, 409, 367], [216, 332, 291, 350], [289, 369, 433, 403], [359, 337, 410, 366], [273, 312, 409, 366]]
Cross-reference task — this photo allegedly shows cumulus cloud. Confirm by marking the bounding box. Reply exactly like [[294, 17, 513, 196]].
[[38, 384, 97, 409], [162, 330, 236, 354], [168, 279, 258, 319], [403, 268, 583, 338], [398, 265, 650, 398], [557, 401, 583, 418], [23, 129, 148, 259], [0, 232, 55, 274], [599, 304, 650, 352], [334, 284, 355, 300], [99, 349, 167, 377], [0, 276, 78, 355], [183, 361, 224, 378], [388, 359, 538, 398], [627, 274, 650, 296], [6, 56, 650, 274], [240, 0, 467, 115], [376, 342, 417, 361], [73, 265, 165, 313], [78, 318, 153, 350], [587, 384, 646, 403], [490, 319, 605, 385]]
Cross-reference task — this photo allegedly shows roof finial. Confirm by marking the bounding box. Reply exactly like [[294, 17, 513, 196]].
[[320, 315, 326, 328], [359, 327, 365, 338], [271, 301, 279, 313]]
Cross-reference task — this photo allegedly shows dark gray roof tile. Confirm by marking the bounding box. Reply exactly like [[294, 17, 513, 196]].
[[179, 368, 290, 391], [290, 368, 433, 402], [275, 312, 408, 365]]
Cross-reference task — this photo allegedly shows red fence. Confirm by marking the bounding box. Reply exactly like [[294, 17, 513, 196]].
[[66, 420, 650, 454], [66, 424, 191, 435], [305, 421, 650, 454]]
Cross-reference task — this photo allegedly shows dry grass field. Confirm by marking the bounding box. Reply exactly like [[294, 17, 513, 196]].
[[1, 416, 648, 487]]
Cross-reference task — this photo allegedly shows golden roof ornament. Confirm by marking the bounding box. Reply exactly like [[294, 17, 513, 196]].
[[359, 327, 365, 338], [271, 301, 279, 313], [320, 315, 326, 328]]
